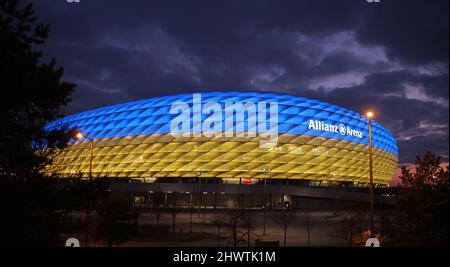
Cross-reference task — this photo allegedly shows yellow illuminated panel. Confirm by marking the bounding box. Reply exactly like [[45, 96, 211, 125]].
[[46, 133, 398, 185]]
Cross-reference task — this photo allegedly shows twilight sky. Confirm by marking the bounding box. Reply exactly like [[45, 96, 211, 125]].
[[31, 0, 448, 165]]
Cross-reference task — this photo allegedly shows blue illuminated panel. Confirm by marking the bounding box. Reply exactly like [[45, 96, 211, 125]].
[[46, 91, 398, 157]]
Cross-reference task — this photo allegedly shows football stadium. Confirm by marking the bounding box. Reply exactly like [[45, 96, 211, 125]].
[[45, 91, 398, 208]]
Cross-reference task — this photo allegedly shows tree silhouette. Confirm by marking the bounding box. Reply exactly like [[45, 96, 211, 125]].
[[223, 210, 242, 247], [300, 209, 314, 247], [211, 212, 225, 246], [0, 0, 75, 246], [389, 151, 449, 246], [241, 211, 258, 247], [0, 0, 75, 176], [272, 209, 296, 247], [94, 193, 140, 247], [330, 202, 367, 247]]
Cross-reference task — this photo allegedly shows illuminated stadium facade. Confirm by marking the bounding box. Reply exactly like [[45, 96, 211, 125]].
[[46, 91, 398, 189]]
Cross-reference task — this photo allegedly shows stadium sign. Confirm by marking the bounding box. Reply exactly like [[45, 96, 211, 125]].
[[308, 120, 363, 138]]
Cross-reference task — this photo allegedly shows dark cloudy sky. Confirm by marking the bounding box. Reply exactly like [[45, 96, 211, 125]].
[[31, 0, 448, 164]]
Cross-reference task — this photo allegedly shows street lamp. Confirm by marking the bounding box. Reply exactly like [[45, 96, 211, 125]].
[[73, 130, 94, 247], [197, 172, 203, 217], [75, 132, 84, 140], [365, 111, 375, 236], [262, 168, 270, 235], [73, 130, 94, 181]]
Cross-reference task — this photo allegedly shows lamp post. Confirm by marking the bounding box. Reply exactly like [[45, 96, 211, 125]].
[[366, 111, 375, 235], [262, 168, 270, 235], [197, 172, 203, 217], [74, 130, 94, 247], [75, 131, 94, 181]]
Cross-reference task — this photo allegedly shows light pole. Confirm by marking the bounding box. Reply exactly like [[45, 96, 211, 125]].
[[262, 168, 270, 235], [197, 172, 203, 217], [74, 130, 94, 247], [75, 131, 94, 181], [189, 192, 193, 234], [366, 111, 375, 236]]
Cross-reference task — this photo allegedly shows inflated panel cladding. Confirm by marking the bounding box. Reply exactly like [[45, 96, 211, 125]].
[[46, 92, 398, 156], [47, 134, 397, 185], [45, 92, 398, 184]]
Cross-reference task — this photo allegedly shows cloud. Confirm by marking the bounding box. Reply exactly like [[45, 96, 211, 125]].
[[403, 84, 448, 107], [355, 0, 449, 64], [31, 0, 449, 165]]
